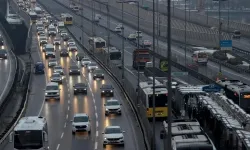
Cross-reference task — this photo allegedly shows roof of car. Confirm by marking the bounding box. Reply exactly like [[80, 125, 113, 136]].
[[105, 126, 121, 129], [102, 84, 113, 88], [75, 83, 87, 87], [74, 113, 88, 117], [70, 65, 78, 68], [107, 99, 119, 102]]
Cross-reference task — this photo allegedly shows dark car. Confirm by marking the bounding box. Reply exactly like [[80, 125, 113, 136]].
[[63, 35, 71, 41], [93, 69, 104, 80], [69, 65, 80, 75], [0, 37, 4, 46], [76, 53, 86, 61], [0, 49, 7, 59], [100, 84, 114, 97], [73, 83, 87, 95], [60, 48, 69, 57]]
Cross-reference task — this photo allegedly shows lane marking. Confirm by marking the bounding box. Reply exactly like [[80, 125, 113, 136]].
[[68, 106, 70, 111], [96, 131, 99, 137], [66, 114, 68, 119], [94, 142, 98, 150], [64, 122, 66, 128], [67, 88, 69, 92], [96, 121, 98, 127], [95, 113, 98, 118], [91, 93, 94, 97], [94, 105, 97, 110], [68, 93, 70, 97], [68, 100, 70, 103], [56, 144, 60, 150], [60, 132, 64, 139]]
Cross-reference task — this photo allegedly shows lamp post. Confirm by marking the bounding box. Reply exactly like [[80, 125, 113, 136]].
[[218, 0, 222, 73], [227, 0, 229, 32], [81, 0, 84, 45], [184, 0, 187, 67]]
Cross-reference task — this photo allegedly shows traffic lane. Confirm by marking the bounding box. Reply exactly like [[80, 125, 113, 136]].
[[233, 38, 250, 52], [71, 52, 140, 150]]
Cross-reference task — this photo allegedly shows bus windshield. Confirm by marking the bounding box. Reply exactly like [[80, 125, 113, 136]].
[[95, 42, 105, 48], [148, 94, 168, 107], [14, 130, 43, 149], [137, 54, 150, 59], [110, 52, 121, 60], [66, 17, 72, 21], [198, 53, 207, 58]]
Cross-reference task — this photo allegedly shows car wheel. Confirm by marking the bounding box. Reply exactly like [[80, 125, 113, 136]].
[[72, 131, 75, 135], [105, 113, 108, 116], [93, 77, 96, 80], [103, 144, 106, 148]]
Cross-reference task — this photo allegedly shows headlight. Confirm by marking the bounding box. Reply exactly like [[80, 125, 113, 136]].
[[102, 74, 104, 76], [84, 88, 87, 90], [56, 93, 59, 95], [94, 74, 96, 76], [88, 67, 91, 69], [105, 108, 109, 111], [104, 138, 107, 140], [102, 91, 105, 93], [78, 70, 80, 71], [110, 90, 113, 92], [74, 89, 77, 90], [45, 93, 48, 95], [4, 54, 7, 56], [70, 70, 72, 72]]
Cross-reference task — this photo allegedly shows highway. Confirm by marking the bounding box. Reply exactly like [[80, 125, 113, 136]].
[[3, 8, 144, 150], [0, 30, 15, 107]]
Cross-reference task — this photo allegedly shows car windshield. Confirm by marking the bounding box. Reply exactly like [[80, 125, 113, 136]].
[[54, 66, 62, 69], [61, 49, 67, 52], [68, 39, 74, 42], [94, 70, 103, 74], [46, 85, 58, 90], [70, 66, 78, 69], [82, 58, 90, 61], [49, 59, 56, 62], [102, 85, 112, 89], [75, 83, 87, 87], [52, 74, 60, 77], [69, 45, 76, 48], [105, 127, 122, 134], [0, 50, 7, 54], [54, 38, 60, 41], [106, 101, 119, 106], [74, 116, 88, 122], [89, 63, 97, 66], [40, 37, 46, 40]]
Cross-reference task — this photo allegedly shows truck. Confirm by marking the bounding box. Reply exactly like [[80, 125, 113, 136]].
[[34, 62, 45, 74], [132, 49, 151, 70], [144, 61, 168, 77]]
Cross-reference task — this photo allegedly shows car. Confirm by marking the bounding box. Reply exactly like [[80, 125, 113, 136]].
[[53, 38, 61, 45], [104, 99, 122, 116], [34, 62, 45, 74], [60, 48, 69, 57], [39, 33, 46, 37], [0, 37, 4, 46], [102, 126, 125, 147], [45, 82, 60, 101], [42, 44, 47, 52], [63, 35, 71, 41], [48, 58, 58, 67], [39, 36, 47, 46], [117, 23, 123, 28], [93, 69, 104, 80], [71, 113, 91, 134], [68, 45, 78, 52], [127, 34, 136, 40], [87, 62, 98, 72], [53, 65, 64, 75], [0, 49, 8, 59], [232, 30, 241, 39], [81, 58, 91, 67], [73, 83, 87, 95], [37, 29, 45, 35], [67, 39, 76, 46], [100, 84, 114, 97], [50, 73, 63, 84], [76, 53, 86, 61], [36, 24, 44, 31], [60, 30, 68, 37], [69, 65, 80, 75], [114, 26, 122, 32], [142, 40, 151, 48], [135, 31, 142, 38]]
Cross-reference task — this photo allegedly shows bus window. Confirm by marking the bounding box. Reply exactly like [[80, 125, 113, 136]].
[[148, 94, 168, 107], [110, 52, 121, 60], [66, 17, 72, 21], [96, 42, 105, 48]]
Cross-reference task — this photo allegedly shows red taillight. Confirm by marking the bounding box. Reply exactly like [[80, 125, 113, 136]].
[[234, 92, 238, 96]]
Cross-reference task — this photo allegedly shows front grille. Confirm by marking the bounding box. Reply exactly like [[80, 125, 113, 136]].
[[48, 92, 57, 95], [75, 125, 86, 128], [107, 138, 120, 141], [109, 109, 118, 111]]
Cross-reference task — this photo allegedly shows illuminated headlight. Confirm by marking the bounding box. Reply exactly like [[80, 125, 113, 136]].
[[117, 108, 121, 111], [88, 67, 91, 69], [78, 70, 80, 71], [104, 138, 107, 140], [96, 66, 98, 68], [4, 54, 7, 56], [105, 108, 109, 111], [46, 54, 48, 55], [102, 74, 104, 76], [70, 70, 72, 72], [45, 93, 48, 95], [110, 90, 113, 92], [74, 89, 77, 90], [94, 74, 96, 76], [102, 91, 105, 93], [84, 88, 87, 90]]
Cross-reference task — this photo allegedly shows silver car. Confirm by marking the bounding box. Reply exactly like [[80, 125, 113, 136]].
[[48, 58, 58, 67], [50, 73, 63, 84]]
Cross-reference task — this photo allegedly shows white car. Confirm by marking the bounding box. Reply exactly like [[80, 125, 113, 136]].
[[114, 27, 122, 32], [104, 99, 122, 115], [48, 58, 58, 67], [81, 58, 91, 67], [67, 39, 76, 46], [53, 65, 64, 75], [39, 36, 47, 46], [135, 31, 142, 38], [117, 23, 123, 28], [53, 38, 61, 45], [143, 40, 151, 47], [127, 34, 136, 40], [37, 29, 45, 35], [50, 73, 63, 84], [45, 82, 60, 100], [102, 126, 125, 147], [60, 31, 68, 36], [68, 45, 78, 52], [87, 62, 98, 72], [71, 113, 91, 134]]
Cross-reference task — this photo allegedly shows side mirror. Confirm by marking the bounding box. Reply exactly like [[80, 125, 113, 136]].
[[43, 131, 48, 142], [9, 132, 13, 143], [122, 131, 125, 133], [102, 132, 104, 134]]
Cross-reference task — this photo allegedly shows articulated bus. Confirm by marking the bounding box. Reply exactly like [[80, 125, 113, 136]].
[[88, 37, 106, 52], [103, 47, 122, 67], [61, 13, 73, 25], [139, 80, 168, 119], [9, 116, 49, 150]]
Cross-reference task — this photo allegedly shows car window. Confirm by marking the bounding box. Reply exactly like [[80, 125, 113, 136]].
[[46, 85, 58, 90], [49, 59, 57, 62], [102, 85, 112, 89], [52, 74, 60, 77], [94, 70, 103, 74], [74, 116, 88, 122], [106, 101, 119, 106], [54, 66, 62, 69], [75, 83, 87, 87], [70, 66, 78, 69], [82, 58, 90, 61], [104, 128, 121, 134], [89, 63, 97, 66]]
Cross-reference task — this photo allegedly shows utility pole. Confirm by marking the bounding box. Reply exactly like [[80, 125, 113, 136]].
[[106, 2, 110, 66], [156, 0, 159, 54], [81, 0, 84, 45], [219, 0, 222, 73], [227, 0, 229, 32], [167, 0, 172, 149], [137, 2, 140, 49], [121, 2, 125, 81], [184, 0, 187, 67], [91, 0, 94, 36]]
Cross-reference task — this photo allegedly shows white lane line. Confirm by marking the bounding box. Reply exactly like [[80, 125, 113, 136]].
[[95, 113, 98, 118], [67, 88, 69, 92], [56, 144, 60, 150], [68, 93, 70, 97], [89, 88, 92, 92], [60, 132, 64, 139], [68, 106, 70, 111], [66, 114, 68, 119], [94, 142, 98, 150], [91, 93, 94, 97], [96, 131, 99, 137], [94, 105, 97, 110], [96, 121, 98, 127], [64, 122, 66, 128], [93, 98, 96, 103], [68, 100, 70, 103]]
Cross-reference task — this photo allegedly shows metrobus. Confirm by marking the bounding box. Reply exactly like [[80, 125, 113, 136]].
[[103, 47, 122, 67], [61, 13, 73, 25], [9, 116, 49, 150], [192, 51, 208, 65], [139, 80, 168, 119], [29, 11, 37, 23], [88, 37, 106, 52]]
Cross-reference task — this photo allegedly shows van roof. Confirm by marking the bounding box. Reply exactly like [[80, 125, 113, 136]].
[[47, 82, 59, 86]]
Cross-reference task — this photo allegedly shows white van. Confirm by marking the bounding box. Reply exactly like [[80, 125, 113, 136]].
[[45, 44, 55, 59], [45, 82, 60, 100], [192, 51, 208, 65]]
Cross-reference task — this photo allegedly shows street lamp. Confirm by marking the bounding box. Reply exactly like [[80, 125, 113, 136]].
[[218, 0, 222, 74]]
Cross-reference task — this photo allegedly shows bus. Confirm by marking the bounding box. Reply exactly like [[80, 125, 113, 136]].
[[61, 13, 73, 25], [29, 11, 37, 23], [216, 80, 250, 112], [103, 47, 122, 67], [88, 37, 106, 52], [192, 51, 208, 65], [9, 116, 49, 150], [139, 80, 168, 119]]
